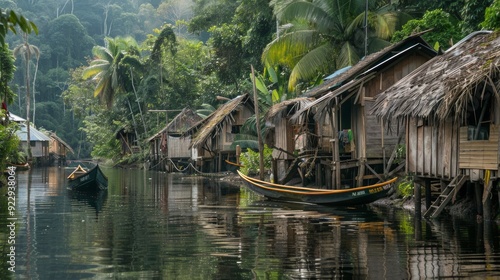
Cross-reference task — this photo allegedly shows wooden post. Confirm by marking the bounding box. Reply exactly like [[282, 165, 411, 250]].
[[251, 65, 265, 180], [414, 181, 421, 218], [236, 145, 241, 165], [425, 179, 431, 211], [475, 181, 483, 219], [357, 87, 366, 187], [330, 106, 340, 189]]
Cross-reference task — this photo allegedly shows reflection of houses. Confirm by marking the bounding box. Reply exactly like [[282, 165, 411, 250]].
[[184, 94, 255, 173], [372, 31, 500, 218], [270, 34, 437, 188], [147, 108, 202, 171], [48, 132, 74, 165]]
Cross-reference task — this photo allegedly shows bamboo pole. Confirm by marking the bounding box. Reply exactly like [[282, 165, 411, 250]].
[[251, 65, 265, 180]]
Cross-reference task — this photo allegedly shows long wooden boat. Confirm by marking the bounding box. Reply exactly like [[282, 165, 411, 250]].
[[67, 164, 108, 192], [237, 170, 396, 206], [224, 159, 244, 173]]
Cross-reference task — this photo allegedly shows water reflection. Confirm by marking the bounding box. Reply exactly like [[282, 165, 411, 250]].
[[0, 167, 499, 279]]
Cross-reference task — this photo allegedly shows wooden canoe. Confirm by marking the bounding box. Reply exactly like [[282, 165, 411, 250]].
[[237, 170, 396, 206], [68, 164, 108, 192]]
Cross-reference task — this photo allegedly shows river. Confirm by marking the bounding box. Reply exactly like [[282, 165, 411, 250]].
[[1, 167, 500, 279]]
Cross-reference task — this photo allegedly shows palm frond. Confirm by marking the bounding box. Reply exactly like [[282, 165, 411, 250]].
[[367, 37, 391, 53], [262, 30, 322, 68], [337, 41, 360, 69], [287, 43, 334, 90], [277, 1, 335, 34]]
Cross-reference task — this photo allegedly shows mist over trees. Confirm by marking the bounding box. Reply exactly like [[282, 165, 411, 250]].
[[2, 0, 499, 163]]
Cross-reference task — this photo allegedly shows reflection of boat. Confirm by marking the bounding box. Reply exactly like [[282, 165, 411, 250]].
[[67, 165, 108, 192], [237, 170, 396, 206], [224, 160, 243, 173], [8, 162, 30, 171], [70, 189, 108, 213]]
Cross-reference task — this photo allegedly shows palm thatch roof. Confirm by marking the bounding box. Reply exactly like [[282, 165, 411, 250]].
[[49, 132, 74, 154], [371, 31, 500, 125], [305, 31, 434, 98], [186, 94, 254, 148], [147, 108, 202, 142], [265, 97, 314, 122]]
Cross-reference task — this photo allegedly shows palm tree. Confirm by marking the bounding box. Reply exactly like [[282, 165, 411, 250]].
[[83, 37, 146, 148], [13, 33, 40, 162], [263, 0, 400, 91]]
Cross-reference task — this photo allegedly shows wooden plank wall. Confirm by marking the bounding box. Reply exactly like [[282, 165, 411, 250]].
[[272, 117, 295, 160], [168, 136, 191, 158], [364, 100, 400, 158], [364, 53, 430, 98], [459, 125, 499, 170], [407, 118, 459, 178]]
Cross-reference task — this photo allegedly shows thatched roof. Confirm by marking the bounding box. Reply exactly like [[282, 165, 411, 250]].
[[305, 32, 434, 98], [371, 31, 500, 124], [292, 35, 437, 123], [186, 94, 254, 148], [147, 108, 202, 142], [265, 97, 314, 122], [49, 132, 74, 154]]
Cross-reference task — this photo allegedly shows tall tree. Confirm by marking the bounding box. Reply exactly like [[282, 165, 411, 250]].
[[263, 0, 400, 91], [13, 33, 39, 162], [82, 36, 145, 140]]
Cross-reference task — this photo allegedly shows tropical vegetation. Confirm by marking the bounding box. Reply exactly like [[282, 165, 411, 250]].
[[0, 0, 499, 168]]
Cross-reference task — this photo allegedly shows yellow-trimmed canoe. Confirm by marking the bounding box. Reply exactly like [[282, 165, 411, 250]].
[[237, 170, 396, 206], [68, 165, 108, 192]]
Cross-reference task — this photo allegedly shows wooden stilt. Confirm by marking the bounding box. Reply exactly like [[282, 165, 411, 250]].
[[415, 181, 422, 218]]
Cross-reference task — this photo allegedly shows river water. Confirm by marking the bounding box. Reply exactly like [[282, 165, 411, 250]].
[[1, 167, 500, 279]]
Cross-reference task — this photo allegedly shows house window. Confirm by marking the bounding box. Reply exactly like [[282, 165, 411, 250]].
[[466, 92, 491, 140], [231, 125, 241, 134], [30, 141, 36, 147]]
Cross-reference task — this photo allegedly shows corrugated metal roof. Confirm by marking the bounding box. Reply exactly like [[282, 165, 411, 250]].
[[8, 113, 26, 123], [16, 124, 51, 142]]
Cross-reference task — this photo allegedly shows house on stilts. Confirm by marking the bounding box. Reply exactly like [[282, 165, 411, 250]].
[[371, 31, 500, 219], [48, 132, 74, 166], [184, 94, 255, 173], [268, 33, 438, 188], [147, 108, 202, 171]]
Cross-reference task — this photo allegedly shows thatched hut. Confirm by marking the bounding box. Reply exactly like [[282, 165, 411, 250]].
[[185, 94, 255, 172], [48, 132, 74, 165], [147, 108, 202, 171], [289, 33, 437, 188], [372, 31, 500, 218], [265, 97, 314, 182]]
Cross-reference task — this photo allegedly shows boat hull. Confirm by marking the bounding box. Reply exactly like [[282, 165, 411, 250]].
[[237, 170, 396, 206], [68, 165, 108, 192]]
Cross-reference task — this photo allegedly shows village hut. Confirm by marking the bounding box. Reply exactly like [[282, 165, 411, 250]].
[[147, 108, 202, 171], [265, 97, 315, 182], [184, 94, 255, 173], [48, 132, 74, 165], [115, 126, 139, 155], [288, 33, 438, 188], [8, 113, 51, 165], [17, 124, 51, 165], [371, 30, 500, 219]]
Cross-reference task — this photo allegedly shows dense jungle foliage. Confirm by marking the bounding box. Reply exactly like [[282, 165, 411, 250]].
[[1, 0, 500, 166]]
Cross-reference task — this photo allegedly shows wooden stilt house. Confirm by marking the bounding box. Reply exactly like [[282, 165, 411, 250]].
[[184, 94, 255, 173], [265, 97, 315, 182], [284, 33, 437, 188], [147, 108, 202, 171], [48, 132, 74, 165], [372, 31, 500, 218]]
